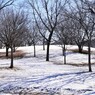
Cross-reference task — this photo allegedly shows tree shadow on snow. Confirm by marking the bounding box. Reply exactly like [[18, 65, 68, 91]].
[[25, 71, 90, 84]]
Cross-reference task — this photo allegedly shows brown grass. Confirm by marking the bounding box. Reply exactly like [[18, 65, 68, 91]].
[[0, 50, 26, 58], [71, 49, 88, 54], [53, 61, 95, 67], [67, 48, 92, 54]]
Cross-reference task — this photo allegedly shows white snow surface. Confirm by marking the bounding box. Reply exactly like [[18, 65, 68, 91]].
[[0, 45, 95, 95]]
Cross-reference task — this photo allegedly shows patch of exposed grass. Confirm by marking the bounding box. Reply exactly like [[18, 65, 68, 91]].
[[67, 48, 90, 54], [65, 62, 95, 67], [71, 49, 88, 54], [0, 50, 26, 59]]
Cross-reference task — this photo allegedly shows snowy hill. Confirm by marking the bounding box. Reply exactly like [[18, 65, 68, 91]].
[[0, 45, 95, 95]]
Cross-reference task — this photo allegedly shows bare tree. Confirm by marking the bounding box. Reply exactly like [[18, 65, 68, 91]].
[[39, 25, 46, 51], [28, 22, 40, 57], [32, 19, 46, 51], [75, 0, 95, 72], [0, 9, 28, 68], [56, 26, 68, 64], [0, 0, 14, 55], [28, 0, 67, 61], [68, 14, 86, 53], [67, 0, 95, 72]]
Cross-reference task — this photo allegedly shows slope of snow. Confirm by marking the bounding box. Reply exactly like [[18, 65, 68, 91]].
[[0, 45, 95, 95]]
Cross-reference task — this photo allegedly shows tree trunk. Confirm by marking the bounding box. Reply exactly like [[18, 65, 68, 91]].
[[78, 45, 83, 53], [43, 38, 45, 50], [34, 43, 36, 57], [62, 47, 64, 56], [46, 31, 53, 61], [10, 45, 14, 68], [88, 39, 92, 72], [62, 44, 66, 64], [13, 45, 16, 52], [46, 41, 50, 61], [6, 46, 9, 57]]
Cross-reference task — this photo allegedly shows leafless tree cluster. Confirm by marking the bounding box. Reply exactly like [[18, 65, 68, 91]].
[[28, 0, 68, 61], [56, 0, 95, 72], [0, 9, 28, 68], [27, 21, 41, 57], [0, 0, 95, 72], [27, 0, 95, 72]]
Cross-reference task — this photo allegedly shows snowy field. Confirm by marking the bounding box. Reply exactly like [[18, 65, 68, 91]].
[[0, 45, 95, 95]]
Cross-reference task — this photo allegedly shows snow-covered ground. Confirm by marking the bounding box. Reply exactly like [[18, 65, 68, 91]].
[[0, 45, 95, 95]]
